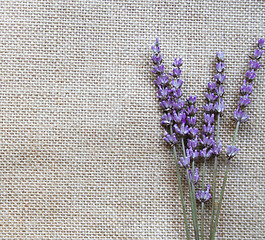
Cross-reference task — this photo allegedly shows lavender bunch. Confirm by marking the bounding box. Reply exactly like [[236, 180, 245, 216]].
[[210, 38, 264, 240], [151, 38, 264, 240]]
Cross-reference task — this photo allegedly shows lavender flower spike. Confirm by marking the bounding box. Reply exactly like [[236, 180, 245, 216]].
[[188, 168, 199, 184], [234, 108, 249, 123], [164, 132, 178, 146], [196, 185, 211, 202], [179, 155, 191, 169], [226, 145, 239, 159]]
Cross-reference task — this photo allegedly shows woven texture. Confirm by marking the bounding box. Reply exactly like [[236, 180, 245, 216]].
[[0, 1, 264, 239]]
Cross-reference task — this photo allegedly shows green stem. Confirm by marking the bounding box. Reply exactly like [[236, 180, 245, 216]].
[[210, 121, 240, 240], [201, 202, 205, 240], [181, 137, 200, 240], [209, 111, 220, 239], [170, 127, 190, 240]]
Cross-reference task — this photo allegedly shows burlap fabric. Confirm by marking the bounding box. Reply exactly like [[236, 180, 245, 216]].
[[0, 1, 264, 239]]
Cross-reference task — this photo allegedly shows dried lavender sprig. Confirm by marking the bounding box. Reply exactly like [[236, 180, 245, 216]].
[[211, 38, 264, 240], [209, 52, 226, 238], [151, 39, 190, 240]]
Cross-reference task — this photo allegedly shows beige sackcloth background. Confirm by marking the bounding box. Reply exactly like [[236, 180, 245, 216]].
[[0, 0, 264, 239]]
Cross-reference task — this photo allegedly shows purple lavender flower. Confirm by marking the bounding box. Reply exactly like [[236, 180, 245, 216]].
[[216, 62, 225, 73], [185, 105, 197, 116], [240, 81, 253, 95], [215, 85, 224, 97], [187, 137, 198, 149], [173, 57, 182, 67], [246, 69, 256, 81], [258, 38, 264, 49], [216, 52, 224, 62], [253, 49, 264, 59], [161, 113, 173, 126], [151, 38, 160, 54], [234, 108, 249, 122], [188, 168, 200, 184], [214, 98, 225, 113], [154, 73, 168, 86], [169, 68, 181, 78], [189, 127, 199, 138], [206, 92, 218, 102], [200, 135, 215, 148], [196, 185, 211, 202], [151, 65, 165, 75], [164, 133, 178, 146], [157, 87, 170, 100], [215, 73, 226, 84], [226, 145, 239, 159], [171, 79, 183, 89], [238, 95, 251, 108], [152, 54, 162, 65], [172, 99, 185, 111], [160, 99, 173, 111], [186, 96, 197, 105], [204, 113, 215, 125], [179, 155, 190, 169], [173, 110, 186, 123], [170, 87, 182, 99], [213, 141, 222, 156], [203, 103, 216, 113], [174, 123, 190, 136], [203, 149, 214, 160], [186, 116, 197, 127], [203, 124, 214, 136], [208, 82, 217, 91], [249, 60, 261, 70]]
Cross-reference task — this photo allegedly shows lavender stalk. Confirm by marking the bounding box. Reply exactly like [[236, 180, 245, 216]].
[[151, 39, 190, 240], [209, 52, 226, 238], [210, 38, 264, 240]]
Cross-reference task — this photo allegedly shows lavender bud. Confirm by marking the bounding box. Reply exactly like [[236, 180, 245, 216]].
[[157, 87, 170, 100], [238, 95, 251, 108], [164, 133, 178, 146], [214, 99, 225, 113], [171, 79, 183, 89], [173, 123, 190, 136], [172, 99, 185, 112], [204, 113, 215, 125], [234, 108, 249, 123], [179, 155, 190, 169], [151, 38, 160, 54], [170, 87, 182, 99], [216, 62, 225, 73], [206, 92, 218, 102], [189, 127, 199, 139], [173, 110, 186, 123], [188, 168, 200, 185], [151, 65, 165, 75], [196, 185, 211, 202], [160, 99, 173, 112], [186, 95, 197, 105], [253, 49, 264, 59], [203, 123, 214, 136], [186, 116, 197, 127], [169, 68, 182, 78], [213, 141, 222, 156], [246, 69, 256, 81], [152, 54, 162, 65], [258, 38, 264, 49], [200, 147, 213, 159], [186, 105, 197, 116], [200, 135, 215, 148], [173, 57, 182, 67], [154, 73, 168, 86], [161, 113, 173, 126], [203, 103, 215, 113], [249, 60, 261, 70], [208, 82, 217, 91], [215, 85, 224, 97], [216, 52, 224, 62], [240, 81, 253, 95], [187, 136, 198, 149], [215, 73, 226, 84], [226, 145, 239, 159]]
